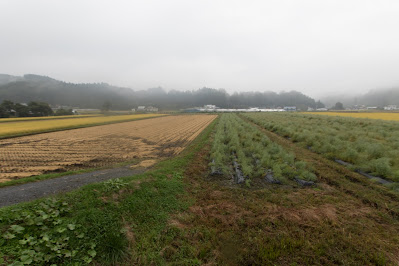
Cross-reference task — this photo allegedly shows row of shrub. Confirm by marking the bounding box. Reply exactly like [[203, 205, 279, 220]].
[[0, 100, 74, 118], [243, 113, 399, 183], [210, 114, 316, 185]]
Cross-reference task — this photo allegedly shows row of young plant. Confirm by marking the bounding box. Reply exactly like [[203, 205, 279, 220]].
[[209, 114, 316, 185], [243, 112, 399, 185]]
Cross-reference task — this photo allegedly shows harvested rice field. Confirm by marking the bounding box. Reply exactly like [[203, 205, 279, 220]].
[[0, 114, 216, 182], [304, 111, 399, 121]]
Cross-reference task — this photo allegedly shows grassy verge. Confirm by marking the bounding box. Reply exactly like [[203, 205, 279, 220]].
[[0, 116, 217, 265]]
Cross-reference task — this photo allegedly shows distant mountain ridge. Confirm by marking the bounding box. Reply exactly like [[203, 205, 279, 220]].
[[0, 74, 135, 109], [321, 88, 399, 108], [0, 74, 23, 85], [0, 74, 321, 110]]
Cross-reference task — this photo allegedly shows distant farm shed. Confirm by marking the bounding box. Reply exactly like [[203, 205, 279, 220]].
[[146, 106, 158, 112], [284, 106, 296, 111], [137, 106, 158, 112]]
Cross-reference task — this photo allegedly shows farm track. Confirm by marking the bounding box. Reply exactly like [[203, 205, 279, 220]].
[[0, 166, 144, 208], [240, 115, 399, 218], [0, 115, 217, 182]]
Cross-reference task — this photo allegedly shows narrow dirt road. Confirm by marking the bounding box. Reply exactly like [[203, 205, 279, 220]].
[[0, 167, 143, 208]]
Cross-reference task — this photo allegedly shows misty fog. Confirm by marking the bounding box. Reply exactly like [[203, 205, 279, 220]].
[[1, 0, 399, 100]]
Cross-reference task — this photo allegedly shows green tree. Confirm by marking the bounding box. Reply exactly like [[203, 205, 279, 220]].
[[316, 100, 325, 108], [0, 105, 8, 118], [0, 100, 15, 117], [1, 100, 15, 112], [102, 100, 112, 111], [14, 103, 30, 117], [334, 102, 344, 110], [28, 102, 53, 116], [55, 108, 74, 116]]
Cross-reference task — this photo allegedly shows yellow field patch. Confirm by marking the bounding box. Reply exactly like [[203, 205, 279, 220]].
[[303, 112, 399, 122], [0, 114, 99, 123], [0, 114, 166, 138]]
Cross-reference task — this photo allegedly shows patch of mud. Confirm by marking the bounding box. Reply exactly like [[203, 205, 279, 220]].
[[121, 217, 136, 252], [189, 201, 252, 228], [168, 219, 188, 229], [273, 204, 338, 223], [130, 159, 158, 169], [157, 139, 188, 157], [207, 173, 295, 191]]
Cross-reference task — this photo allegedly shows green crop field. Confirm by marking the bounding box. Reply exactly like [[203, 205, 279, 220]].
[[210, 114, 316, 185], [243, 112, 399, 190]]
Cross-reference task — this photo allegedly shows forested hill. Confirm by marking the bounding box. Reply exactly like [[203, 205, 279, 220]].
[[0, 74, 23, 85], [0, 74, 135, 109], [0, 74, 321, 110], [360, 88, 399, 106], [322, 88, 399, 108]]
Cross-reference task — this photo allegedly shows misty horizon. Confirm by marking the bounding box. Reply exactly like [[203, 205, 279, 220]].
[[2, 72, 398, 103], [2, 1, 399, 99]]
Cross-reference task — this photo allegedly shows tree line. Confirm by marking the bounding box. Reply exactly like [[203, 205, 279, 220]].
[[0, 74, 325, 111], [136, 87, 325, 110], [321, 88, 399, 108], [0, 100, 73, 118]]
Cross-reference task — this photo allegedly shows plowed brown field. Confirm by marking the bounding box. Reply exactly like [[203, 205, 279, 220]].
[[0, 115, 217, 182]]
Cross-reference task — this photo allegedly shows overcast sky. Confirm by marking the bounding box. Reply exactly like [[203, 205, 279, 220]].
[[1, 0, 399, 98]]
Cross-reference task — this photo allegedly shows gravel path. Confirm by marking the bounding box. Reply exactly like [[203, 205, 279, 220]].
[[0, 167, 143, 208]]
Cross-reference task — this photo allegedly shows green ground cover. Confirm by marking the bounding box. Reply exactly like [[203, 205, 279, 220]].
[[243, 112, 399, 188], [210, 114, 316, 185]]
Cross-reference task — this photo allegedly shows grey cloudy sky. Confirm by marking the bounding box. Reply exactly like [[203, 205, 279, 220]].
[[1, 0, 399, 98]]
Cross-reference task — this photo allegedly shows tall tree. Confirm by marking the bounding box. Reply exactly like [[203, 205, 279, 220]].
[[0, 105, 7, 118], [334, 102, 344, 110], [28, 102, 53, 116], [14, 103, 30, 117], [102, 100, 112, 111]]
